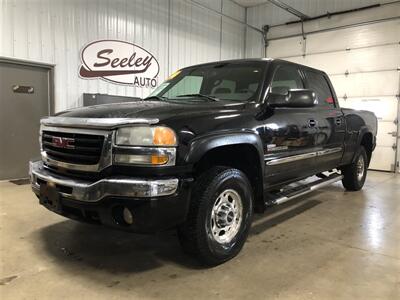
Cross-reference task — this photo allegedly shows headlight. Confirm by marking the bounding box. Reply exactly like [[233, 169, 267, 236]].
[[116, 126, 177, 146], [114, 126, 177, 166]]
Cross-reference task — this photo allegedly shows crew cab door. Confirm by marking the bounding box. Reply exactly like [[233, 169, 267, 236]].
[[302, 69, 345, 172], [263, 63, 321, 187]]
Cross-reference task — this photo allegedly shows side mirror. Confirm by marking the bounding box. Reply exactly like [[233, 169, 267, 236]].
[[268, 89, 316, 108]]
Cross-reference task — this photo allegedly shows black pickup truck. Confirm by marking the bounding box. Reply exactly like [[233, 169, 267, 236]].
[[30, 59, 377, 265]]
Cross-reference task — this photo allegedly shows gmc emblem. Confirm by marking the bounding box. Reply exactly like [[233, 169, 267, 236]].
[[51, 137, 75, 149]]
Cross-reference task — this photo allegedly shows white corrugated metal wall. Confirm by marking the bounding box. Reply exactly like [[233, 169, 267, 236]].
[[0, 0, 252, 112], [245, 25, 263, 58]]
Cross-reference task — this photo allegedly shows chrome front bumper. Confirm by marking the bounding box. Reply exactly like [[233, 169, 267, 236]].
[[29, 160, 179, 202]]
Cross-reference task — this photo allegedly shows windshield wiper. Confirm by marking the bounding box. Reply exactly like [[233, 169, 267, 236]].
[[176, 93, 219, 102], [143, 96, 169, 101]]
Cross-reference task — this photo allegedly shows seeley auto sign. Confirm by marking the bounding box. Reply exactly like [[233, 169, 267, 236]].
[[79, 40, 160, 87]]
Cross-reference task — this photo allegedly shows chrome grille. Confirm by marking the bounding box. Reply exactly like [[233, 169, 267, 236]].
[[42, 131, 104, 165]]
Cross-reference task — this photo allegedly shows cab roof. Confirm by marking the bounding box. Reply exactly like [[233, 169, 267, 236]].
[[180, 58, 326, 75]]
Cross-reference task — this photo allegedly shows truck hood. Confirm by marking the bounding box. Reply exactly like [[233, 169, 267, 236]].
[[57, 100, 247, 122]]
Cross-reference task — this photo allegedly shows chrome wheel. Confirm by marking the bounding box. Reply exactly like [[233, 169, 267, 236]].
[[356, 155, 365, 182], [210, 189, 243, 244]]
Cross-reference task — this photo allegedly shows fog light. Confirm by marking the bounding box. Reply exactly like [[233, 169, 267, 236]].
[[123, 207, 133, 225]]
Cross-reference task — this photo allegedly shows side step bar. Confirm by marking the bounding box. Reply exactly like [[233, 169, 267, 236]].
[[266, 173, 344, 206]]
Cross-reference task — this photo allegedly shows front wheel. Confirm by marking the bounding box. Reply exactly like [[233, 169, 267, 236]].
[[177, 167, 253, 266], [341, 146, 368, 191]]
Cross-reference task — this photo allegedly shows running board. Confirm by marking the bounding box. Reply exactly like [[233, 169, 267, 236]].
[[266, 173, 343, 206]]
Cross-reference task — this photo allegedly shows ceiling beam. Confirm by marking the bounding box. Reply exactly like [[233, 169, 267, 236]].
[[268, 0, 309, 20]]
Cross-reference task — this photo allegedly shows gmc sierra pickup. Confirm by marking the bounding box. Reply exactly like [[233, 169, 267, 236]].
[[30, 59, 377, 265]]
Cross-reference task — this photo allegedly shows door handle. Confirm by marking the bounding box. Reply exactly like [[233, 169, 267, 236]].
[[308, 119, 318, 128], [335, 117, 342, 126]]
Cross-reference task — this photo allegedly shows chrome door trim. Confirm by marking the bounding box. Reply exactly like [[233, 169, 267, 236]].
[[41, 116, 159, 129], [316, 147, 343, 157], [265, 147, 343, 166], [266, 152, 317, 166]]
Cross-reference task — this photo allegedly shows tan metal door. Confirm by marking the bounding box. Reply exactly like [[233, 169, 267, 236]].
[[0, 62, 50, 180]]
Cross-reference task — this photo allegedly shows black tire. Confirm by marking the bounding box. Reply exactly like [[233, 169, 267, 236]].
[[177, 167, 253, 266], [341, 146, 368, 191]]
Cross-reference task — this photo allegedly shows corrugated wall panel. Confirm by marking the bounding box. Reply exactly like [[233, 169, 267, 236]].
[[245, 27, 263, 58], [0, 0, 247, 112], [221, 18, 245, 60], [169, 0, 221, 72], [247, 1, 292, 28], [222, 0, 245, 23], [195, 0, 222, 12]]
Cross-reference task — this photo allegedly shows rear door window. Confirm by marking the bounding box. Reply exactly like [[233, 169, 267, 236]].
[[304, 70, 335, 108]]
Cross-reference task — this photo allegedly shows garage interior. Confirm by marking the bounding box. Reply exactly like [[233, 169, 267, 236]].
[[0, 0, 399, 299]]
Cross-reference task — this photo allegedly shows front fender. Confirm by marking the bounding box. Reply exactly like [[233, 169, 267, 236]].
[[185, 130, 265, 171]]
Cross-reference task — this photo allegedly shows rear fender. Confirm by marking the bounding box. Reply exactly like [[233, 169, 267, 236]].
[[352, 127, 376, 163]]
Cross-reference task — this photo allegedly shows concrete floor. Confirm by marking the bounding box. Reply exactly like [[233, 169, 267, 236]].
[[0, 171, 399, 299]]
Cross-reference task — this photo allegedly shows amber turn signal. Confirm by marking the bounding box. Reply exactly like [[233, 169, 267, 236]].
[[153, 127, 177, 146], [151, 154, 169, 165]]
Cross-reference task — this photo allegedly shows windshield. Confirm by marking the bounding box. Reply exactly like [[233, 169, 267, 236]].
[[148, 62, 266, 102]]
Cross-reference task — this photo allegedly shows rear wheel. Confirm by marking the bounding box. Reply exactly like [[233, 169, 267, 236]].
[[341, 146, 368, 191], [177, 167, 253, 266]]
